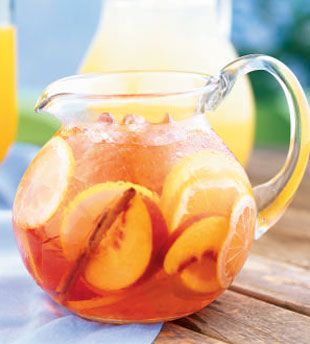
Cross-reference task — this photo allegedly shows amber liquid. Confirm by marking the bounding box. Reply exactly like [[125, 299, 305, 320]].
[[14, 115, 251, 322]]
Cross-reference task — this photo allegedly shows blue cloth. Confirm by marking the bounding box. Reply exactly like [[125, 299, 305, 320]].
[[0, 144, 162, 343]]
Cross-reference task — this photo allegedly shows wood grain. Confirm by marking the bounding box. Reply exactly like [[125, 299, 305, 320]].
[[231, 254, 310, 315], [174, 290, 310, 344], [247, 149, 310, 210], [251, 206, 310, 269], [155, 323, 226, 344]]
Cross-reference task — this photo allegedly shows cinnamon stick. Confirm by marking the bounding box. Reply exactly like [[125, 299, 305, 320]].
[[56, 188, 136, 302]]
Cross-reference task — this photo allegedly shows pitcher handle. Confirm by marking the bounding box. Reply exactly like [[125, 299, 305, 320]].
[[219, 54, 310, 239]]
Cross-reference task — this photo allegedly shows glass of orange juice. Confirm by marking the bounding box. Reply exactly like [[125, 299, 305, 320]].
[[13, 55, 309, 322], [0, 0, 17, 161]]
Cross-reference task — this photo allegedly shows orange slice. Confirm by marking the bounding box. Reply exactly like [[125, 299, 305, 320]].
[[163, 216, 228, 293], [217, 195, 257, 288], [161, 150, 251, 232], [13, 137, 74, 229]]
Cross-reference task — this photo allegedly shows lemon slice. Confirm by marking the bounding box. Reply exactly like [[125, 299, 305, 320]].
[[161, 150, 250, 231], [13, 137, 74, 229], [169, 178, 246, 230]]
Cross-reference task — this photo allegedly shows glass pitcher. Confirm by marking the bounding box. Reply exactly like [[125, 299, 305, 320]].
[[80, 0, 255, 165], [13, 54, 309, 323], [0, 0, 17, 161]]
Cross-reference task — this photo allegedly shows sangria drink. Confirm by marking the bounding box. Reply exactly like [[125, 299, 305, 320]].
[[13, 113, 256, 322], [12, 61, 309, 322]]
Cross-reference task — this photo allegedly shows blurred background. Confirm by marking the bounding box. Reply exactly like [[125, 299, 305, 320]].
[[13, 0, 310, 147]]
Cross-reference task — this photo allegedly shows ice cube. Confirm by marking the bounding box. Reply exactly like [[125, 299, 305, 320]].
[[122, 114, 146, 125], [98, 112, 115, 124]]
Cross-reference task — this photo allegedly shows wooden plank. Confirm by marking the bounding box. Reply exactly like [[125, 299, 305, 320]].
[[155, 323, 226, 344], [231, 254, 310, 315], [251, 207, 310, 269], [174, 290, 310, 344]]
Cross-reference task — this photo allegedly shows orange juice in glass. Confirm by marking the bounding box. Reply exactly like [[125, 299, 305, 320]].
[[80, 0, 255, 165], [13, 56, 309, 322], [0, 0, 17, 161]]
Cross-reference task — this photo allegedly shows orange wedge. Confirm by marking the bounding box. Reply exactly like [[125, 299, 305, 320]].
[[13, 137, 74, 229], [217, 195, 257, 288], [161, 150, 250, 231]]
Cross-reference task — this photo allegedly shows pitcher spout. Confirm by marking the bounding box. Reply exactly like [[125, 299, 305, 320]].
[[35, 91, 56, 113]]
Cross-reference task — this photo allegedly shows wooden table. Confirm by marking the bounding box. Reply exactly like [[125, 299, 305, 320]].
[[155, 149, 310, 344]]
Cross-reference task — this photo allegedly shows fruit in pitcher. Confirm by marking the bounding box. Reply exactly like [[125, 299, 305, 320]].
[[61, 181, 158, 261], [67, 294, 126, 311], [169, 178, 243, 231], [13, 137, 74, 229], [161, 150, 250, 231], [61, 181, 166, 291], [163, 216, 228, 293], [84, 193, 152, 291], [12, 112, 259, 321], [217, 195, 256, 288]]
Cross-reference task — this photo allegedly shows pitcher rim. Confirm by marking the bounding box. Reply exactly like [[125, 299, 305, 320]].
[[35, 70, 217, 113]]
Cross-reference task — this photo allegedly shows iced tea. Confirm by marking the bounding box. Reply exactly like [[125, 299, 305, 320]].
[[13, 114, 256, 322]]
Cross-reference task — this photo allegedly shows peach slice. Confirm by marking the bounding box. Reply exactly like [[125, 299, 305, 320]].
[[61, 181, 165, 291], [161, 149, 251, 232], [84, 193, 153, 291], [67, 294, 125, 311], [61, 181, 158, 261], [163, 216, 228, 293], [217, 195, 257, 288], [180, 254, 219, 294], [13, 137, 74, 229]]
